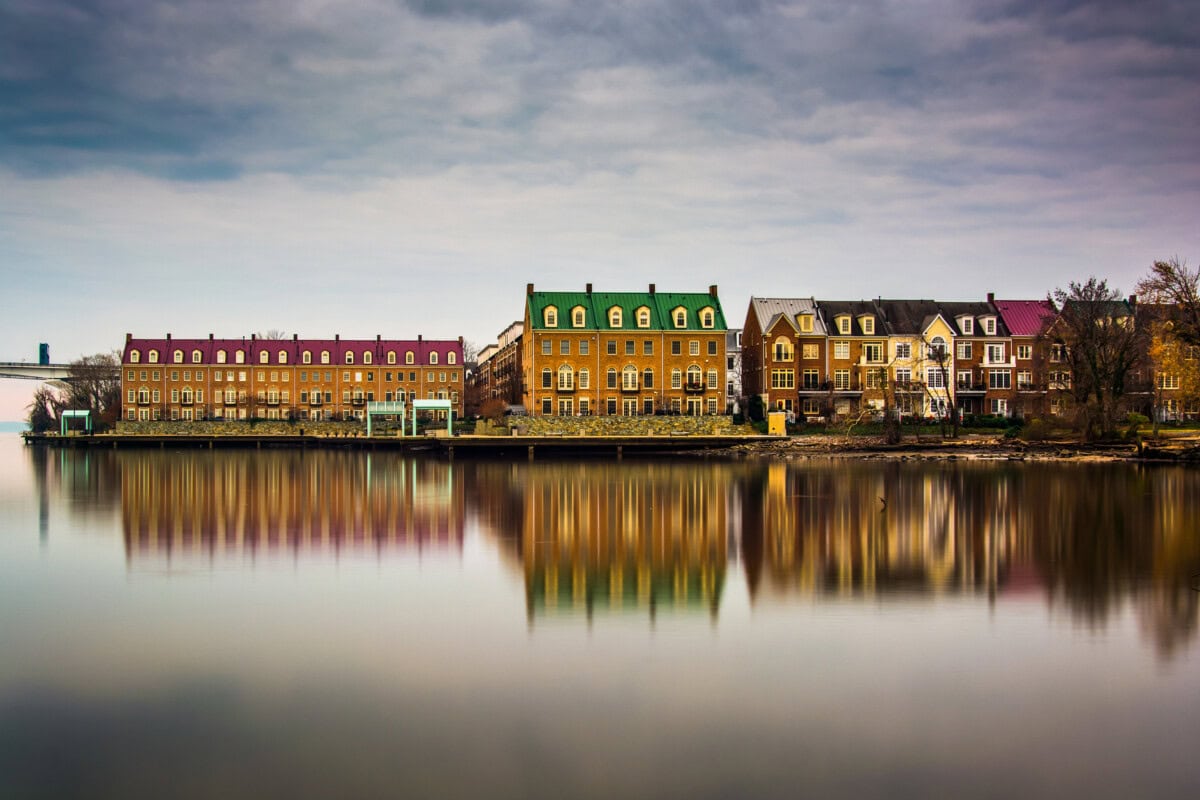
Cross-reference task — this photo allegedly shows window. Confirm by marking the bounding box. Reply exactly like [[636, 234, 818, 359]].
[[643, 369, 653, 389], [928, 337, 947, 360], [625, 340, 635, 355], [671, 340, 681, 356], [834, 370, 850, 390], [387, 351, 396, 365], [362, 351, 372, 365], [429, 352, 438, 365], [802, 344, 819, 360], [622, 366, 638, 391], [866, 368, 886, 389], [987, 344, 1005, 364], [674, 309, 686, 328], [864, 343, 883, 363], [700, 308, 714, 328], [607, 368, 617, 389], [561, 339, 571, 355], [130, 350, 140, 363], [558, 365, 574, 390], [771, 369, 795, 389], [609, 307, 622, 328], [1017, 370, 1033, 389], [1050, 344, 1065, 363], [689, 341, 700, 356], [687, 366, 701, 387], [861, 318, 875, 335], [321, 350, 330, 364], [542, 398, 553, 415], [991, 398, 1009, 416], [773, 337, 794, 362], [148, 350, 159, 364], [1158, 374, 1180, 390], [895, 342, 911, 360], [607, 398, 617, 415], [636, 307, 651, 328], [671, 369, 682, 389], [447, 352, 456, 365], [707, 368, 718, 389], [957, 372, 974, 390], [960, 318, 974, 335], [405, 351, 414, 365], [926, 369, 946, 389], [235, 350, 244, 364], [834, 341, 849, 360], [957, 342, 972, 360], [256, 350, 265, 364], [544, 307, 558, 327], [985, 318, 996, 335], [572, 307, 585, 327], [580, 340, 590, 356], [643, 340, 653, 356], [302, 351, 312, 364], [218, 350, 228, 364], [802, 369, 820, 389], [542, 339, 552, 356], [708, 340, 717, 356], [798, 315, 813, 333], [276, 350, 286, 364], [579, 369, 590, 389], [894, 368, 912, 385], [836, 317, 851, 335], [172, 350, 182, 363], [1017, 344, 1032, 360]]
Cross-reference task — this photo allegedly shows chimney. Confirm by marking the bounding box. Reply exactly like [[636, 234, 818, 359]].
[[458, 335, 463, 344], [250, 333, 256, 341], [418, 334, 423, 342], [527, 283, 534, 295], [335, 334, 340, 341], [1128, 294, 1137, 307], [293, 333, 297, 341], [709, 284, 718, 298], [987, 292, 995, 304], [125, 333, 132, 343], [586, 283, 592, 294], [166, 333, 171, 341], [649, 283, 656, 295], [209, 333, 214, 341], [376, 334, 381, 342]]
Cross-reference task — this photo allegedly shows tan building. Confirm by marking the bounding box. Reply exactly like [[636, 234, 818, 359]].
[[522, 284, 728, 416]]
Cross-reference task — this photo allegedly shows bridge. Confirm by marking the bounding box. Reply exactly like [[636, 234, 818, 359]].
[[0, 362, 77, 381]]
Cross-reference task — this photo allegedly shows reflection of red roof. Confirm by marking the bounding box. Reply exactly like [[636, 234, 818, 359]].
[[993, 300, 1056, 337], [1000, 562, 1044, 597]]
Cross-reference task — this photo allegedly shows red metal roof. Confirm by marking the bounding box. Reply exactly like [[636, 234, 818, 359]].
[[993, 300, 1056, 337], [123, 336, 463, 366]]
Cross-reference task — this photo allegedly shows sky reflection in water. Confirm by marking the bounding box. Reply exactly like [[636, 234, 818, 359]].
[[1, 437, 1197, 799]]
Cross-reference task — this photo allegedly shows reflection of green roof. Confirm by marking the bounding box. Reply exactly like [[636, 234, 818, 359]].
[[526, 563, 725, 615], [527, 291, 727, 331]]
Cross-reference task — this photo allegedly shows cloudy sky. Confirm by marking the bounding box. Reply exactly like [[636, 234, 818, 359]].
[[2, 0, 1198, 417]]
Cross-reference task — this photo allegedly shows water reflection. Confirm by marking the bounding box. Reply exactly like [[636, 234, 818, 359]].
[[470, 463, 731, 622], [118, 451, 463, 561]]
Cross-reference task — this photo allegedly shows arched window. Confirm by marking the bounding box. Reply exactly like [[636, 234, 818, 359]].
[[363, 351, 372, 365], [447, 352, 456, 365], [235, 350, 245, 364], [773, 336, 794, 362], [345, 351, 354, 365], [609, 307, 622, 328], [622, 365, 638, 391], [572, 307, 586, 327], [558, 365, 574, 390], [687, 365, 701, 387], [606, 367, 617, 389], [544, 307, 558, 327], [430, 352, 439, 365], [192, 350, 202, 363], [387, 351, 396, 365], [700, 308, 714, 328], [173, 350, 183, 363], [302, 351, 312, 364], [636, 307, 651, 328], [320, 350, 330, 364], [541, 367, 552, 389], [278, 350, 287, 364], [148, 350, 159, 363], [216, 350, 226, 364], [674, 309, 687, 328], [130, 350, 141, 364], [928, 336, 947, 359], [405, 351, 415, 365], [578, 368, 590, 389], [259, 350, 269, 364]]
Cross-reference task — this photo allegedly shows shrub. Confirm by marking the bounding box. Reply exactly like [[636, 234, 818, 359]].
[[1020, 418, 1052, 441]]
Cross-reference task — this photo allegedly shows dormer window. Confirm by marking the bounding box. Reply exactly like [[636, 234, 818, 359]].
[[345, 351, 354, 365], [571, 306, 586, 327], [130, 350, 141, 364], [173, 350, 183, 363], [700, 308, 714, 328], [673, 308, 686, 328], [260, 350, 269, 364], [636, 307, 651, 328], [837, 316, 851, 335], [216, 350, 226, 364], [430, 351, 439, 365], [405, 351, 414, 365], [984, 318, 996, 335], [798, 314, 813, 333], [609, 307, 623, 328], [960, 317, 974, 335], [303, 351, 312, 364], [321, 350, 330, 364], [544, 306, 558, 327], [387, 351, 396, 364], [148, 350, 159, 363], [861, 317, 874, 335], [363, 351, 372, 365], [235, 350, 245, 364], [448, 352, 457, 365], [278, 350, 287, 364], [192, 350, 202, 363]]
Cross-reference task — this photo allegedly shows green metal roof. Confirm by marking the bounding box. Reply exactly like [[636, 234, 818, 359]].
[[527, 290, 727, 331]]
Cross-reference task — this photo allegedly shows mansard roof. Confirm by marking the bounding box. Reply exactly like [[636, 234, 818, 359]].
[[527, 287, 726, 331]]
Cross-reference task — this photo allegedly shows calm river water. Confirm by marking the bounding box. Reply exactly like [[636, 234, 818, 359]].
[[1, 434, 1198, 799]]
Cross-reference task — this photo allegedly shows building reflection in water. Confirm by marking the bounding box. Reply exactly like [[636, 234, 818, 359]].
[[120, 451, 463, 563], [469, 462, 733, 623]]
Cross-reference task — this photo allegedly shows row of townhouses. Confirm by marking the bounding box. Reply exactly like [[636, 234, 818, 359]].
[[120, 334, 464, 422]]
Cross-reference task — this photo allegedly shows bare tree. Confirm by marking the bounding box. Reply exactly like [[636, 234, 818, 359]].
[[259, 329, 287, 340], [1137, 257, 1199, 346], [64, 351, 122, 426], [26, 384, 63, 433], [1050, 278, 1150, 441]]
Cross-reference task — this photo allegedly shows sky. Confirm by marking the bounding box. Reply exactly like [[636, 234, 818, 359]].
[[2, 0, 1199, 418]]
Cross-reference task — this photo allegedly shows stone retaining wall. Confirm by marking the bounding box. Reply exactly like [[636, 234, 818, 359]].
[[507, 415, 751, 437], [116, 420, 402, 436]]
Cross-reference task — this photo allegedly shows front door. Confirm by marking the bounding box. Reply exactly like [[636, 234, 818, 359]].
[[686, 398, 702, 416], [622, 399, 638, 416]]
